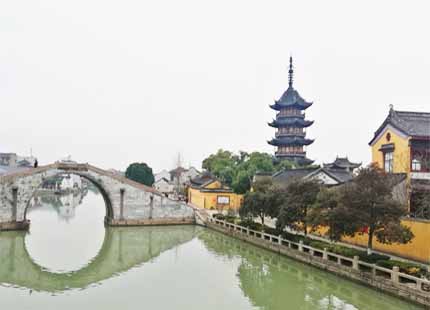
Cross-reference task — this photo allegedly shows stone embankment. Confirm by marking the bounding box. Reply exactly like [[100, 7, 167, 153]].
[[207, 217, 430, 308]]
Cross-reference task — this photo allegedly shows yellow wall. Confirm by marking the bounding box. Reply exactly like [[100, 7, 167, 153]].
[[371, 128, 410, 173], [342, 219, 430, 263], [368, 127, 429, 263], [188, 187, 243, 210]]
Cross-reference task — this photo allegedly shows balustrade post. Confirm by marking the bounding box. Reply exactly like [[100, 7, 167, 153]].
[[323, 248, 328, 260], [298, 240, 303, 252], [246, 228, 250, 236], [352, 256, 359, 270], [309, 248, 314, 256], [391, 266, 400, 284], [416, 279, 423, 292], [278, 236, 282, 245]]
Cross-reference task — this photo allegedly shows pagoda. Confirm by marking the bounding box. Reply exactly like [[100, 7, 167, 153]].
[[268, 57, 314, 165]]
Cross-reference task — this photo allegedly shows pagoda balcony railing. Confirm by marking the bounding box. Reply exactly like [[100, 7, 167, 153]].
[[275, 151, 306, 157], [277, 112, 305, 118], [275, 132, 306, 138]]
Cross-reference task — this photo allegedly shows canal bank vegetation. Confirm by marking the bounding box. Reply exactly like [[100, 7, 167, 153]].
[[226, 164, 429, 280]]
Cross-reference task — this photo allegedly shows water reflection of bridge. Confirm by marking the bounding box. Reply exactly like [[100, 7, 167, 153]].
[[0, 226, 197, 292], [197, 230, 419, 310]]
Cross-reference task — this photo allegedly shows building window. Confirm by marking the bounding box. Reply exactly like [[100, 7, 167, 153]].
[[411, 158, 421, 172], [384, 152, 393, 173]]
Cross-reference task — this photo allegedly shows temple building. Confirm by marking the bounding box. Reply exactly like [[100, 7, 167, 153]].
[[369, 106, 430, 219], [268, 57, 314, 165]]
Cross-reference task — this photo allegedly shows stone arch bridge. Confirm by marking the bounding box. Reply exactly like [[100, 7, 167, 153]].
[[0, 163, 196, 230]]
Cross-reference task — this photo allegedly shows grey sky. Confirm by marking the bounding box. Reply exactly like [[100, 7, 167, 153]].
[[1, 0, 429, 172]]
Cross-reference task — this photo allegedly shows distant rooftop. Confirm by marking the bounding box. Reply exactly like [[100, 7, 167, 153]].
[[323, 157, 361, 170]]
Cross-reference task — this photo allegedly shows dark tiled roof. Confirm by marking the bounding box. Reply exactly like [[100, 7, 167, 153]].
[[272, 167, 319, 184], [323, 157, 361, 170], [189, 171, 215, 187], [270, 87, 313, 111], [268, 118, 314, 128], [322, 168, 354, 183], [370, 108, 430, 145]]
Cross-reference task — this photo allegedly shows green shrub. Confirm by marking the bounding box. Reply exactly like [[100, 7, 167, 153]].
[[377, 260, 427, 277], [263, 226, 282, 236], [281, 231, 306, 243], [357, 253, 390, 263], [213, 213, 225, 220], [238, 220, 263, 231], [225, 216, 237, 223]]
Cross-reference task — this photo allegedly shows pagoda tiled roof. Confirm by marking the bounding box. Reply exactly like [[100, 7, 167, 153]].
[[268, 137, 314, 147], [369, 108, 430, 145], [268, 118, 314, 128], [270, 87, 313, 111]]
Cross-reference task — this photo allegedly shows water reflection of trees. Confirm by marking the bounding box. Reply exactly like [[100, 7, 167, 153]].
[[197, 230, 419, 310]]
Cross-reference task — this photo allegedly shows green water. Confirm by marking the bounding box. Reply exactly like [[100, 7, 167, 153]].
[[0, 189, 422, 309]]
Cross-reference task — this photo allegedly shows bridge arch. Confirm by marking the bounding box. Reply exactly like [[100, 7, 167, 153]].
[[23, 171, 114, 222]]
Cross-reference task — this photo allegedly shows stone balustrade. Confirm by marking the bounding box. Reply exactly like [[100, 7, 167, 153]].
[[208, 217, 430, 307]]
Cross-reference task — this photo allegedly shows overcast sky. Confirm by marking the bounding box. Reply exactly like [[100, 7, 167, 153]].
[[1, 0, 429, 172]]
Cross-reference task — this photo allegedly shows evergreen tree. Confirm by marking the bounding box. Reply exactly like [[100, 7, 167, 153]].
[[125, 162, 155, 186]]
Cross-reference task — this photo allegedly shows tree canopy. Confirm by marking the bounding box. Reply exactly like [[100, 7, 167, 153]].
[[125, 162, 155, 186], [325, 164, 414, 253], [202, 149, 294, 194], [276, 179, 321, 236], [240, 178, 281, 227]]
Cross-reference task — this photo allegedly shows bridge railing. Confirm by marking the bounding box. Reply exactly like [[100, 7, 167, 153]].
[[208, 217, 430, 294]]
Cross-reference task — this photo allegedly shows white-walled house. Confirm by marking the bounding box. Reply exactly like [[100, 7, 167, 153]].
[[153, 178, 175, 197]]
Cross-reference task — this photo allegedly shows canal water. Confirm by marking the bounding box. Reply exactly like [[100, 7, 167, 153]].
[[0, 185, 422, 309]]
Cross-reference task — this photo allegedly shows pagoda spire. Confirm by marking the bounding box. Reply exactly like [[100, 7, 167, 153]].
[[288, 56, 294, 88]]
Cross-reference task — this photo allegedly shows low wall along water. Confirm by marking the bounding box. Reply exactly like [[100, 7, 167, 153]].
[[207, 218, 430, 308]]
